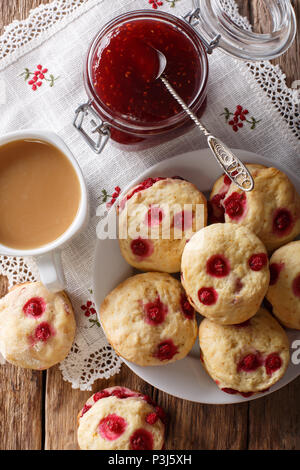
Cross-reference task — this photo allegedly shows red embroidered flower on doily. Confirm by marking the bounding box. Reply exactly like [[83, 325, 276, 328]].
[[20, 64, 59, 91], [81, 301, 96, 317], [99, 186, 121, 209], [148, 0, 180, 9], [221, 105, 261, 132], [81, 299, 101, 328], [148, 0, 163, 8]]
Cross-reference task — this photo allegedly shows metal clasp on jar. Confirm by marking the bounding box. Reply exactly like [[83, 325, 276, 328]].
[[73, 102, 110, 154], [182, 0, 221, 54]]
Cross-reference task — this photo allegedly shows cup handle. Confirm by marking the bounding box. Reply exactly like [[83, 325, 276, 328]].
[[36, 251, 66, 292]]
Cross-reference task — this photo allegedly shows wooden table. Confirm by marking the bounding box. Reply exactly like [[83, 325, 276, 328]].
[[0, 0, 299, 451]]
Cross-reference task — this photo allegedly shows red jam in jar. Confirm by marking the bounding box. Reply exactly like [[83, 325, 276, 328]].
[[92, 20, 202, 123], [85, 11, 208, 149]]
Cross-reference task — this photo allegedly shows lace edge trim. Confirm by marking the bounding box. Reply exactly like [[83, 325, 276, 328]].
[[237, 59, 300, 145], [0, 0, 103, 70], [59, 357, 123, 391], [0, 0, 298, 140]]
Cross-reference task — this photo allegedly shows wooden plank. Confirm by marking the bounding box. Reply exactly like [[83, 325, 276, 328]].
[[167, 400, 248, 450], [248, 377, 300, 449], [45, 362, 248, 450], [270, 0, 300, 88], [235, 0, 251, 18], [0, 365, 43, 450], [235, 0, 300, 87], [0, 0, 49, 33], [45, 364, 156, 450], [0, 276, 43, 450]]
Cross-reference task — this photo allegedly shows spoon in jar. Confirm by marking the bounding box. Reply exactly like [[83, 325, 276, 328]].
[[153, 48, 254, 191]]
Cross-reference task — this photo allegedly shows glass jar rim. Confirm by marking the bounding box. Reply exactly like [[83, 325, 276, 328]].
[[192, 0, 297, 61], [85, 10, 209, 132]]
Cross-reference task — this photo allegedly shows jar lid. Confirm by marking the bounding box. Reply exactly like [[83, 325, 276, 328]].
[[188, 0, 296, 60]]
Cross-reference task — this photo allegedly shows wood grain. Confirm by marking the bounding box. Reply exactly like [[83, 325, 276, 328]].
[[45, 365, 154, 450], [45, 364, 249, 450], [0, 275, 43, 451], [0, 0, 49, 33], [0, 365, 43, 450], [248, 377, 300, 450], [0, 0, 299, 451], [235, 0, 300, 87]]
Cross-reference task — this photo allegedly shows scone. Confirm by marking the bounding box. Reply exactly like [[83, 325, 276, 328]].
[[267, 241, 300, 330], [209, 165, 300, 251], [199, 308, 290, 395], [77, 386, 166, 450], [0, 282, 76, 370], [100, 272, 197, 366], [209, 164, 265, 224], [118, 176, 207, 273], [181, 223, 269, 324]]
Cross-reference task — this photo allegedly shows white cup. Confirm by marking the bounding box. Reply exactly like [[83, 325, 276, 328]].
[[0, 130, 89, 292]]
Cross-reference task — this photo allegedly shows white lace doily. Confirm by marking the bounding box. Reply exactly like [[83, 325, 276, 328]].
[[0, 0, 103, 66], [0, 255, 39, 286], [0, 0, 298, 391], [219, 0, 300, 139]]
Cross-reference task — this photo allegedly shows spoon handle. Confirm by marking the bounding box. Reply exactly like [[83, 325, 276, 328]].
[[160, 76, 254, 191]]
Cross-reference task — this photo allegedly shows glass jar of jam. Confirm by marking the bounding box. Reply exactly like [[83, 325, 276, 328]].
[[74, 0, 296, 153]]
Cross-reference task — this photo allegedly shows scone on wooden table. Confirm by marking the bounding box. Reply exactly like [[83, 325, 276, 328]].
[[0, 281, 76, 370], [77, 386, 166, 450], [209, 165, 300, 252], [199, 308, 290, 395], [100, 272, 197, 366], [181, 223, 270, 325], [118, 177, 207, 273], [267, 240, 300, 330]]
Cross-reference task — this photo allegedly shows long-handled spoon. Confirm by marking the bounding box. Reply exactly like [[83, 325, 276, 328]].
[[154, 48, 254, 191]]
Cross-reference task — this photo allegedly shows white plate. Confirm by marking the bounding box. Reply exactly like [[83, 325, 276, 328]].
[[93, 148, 300, 404]]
